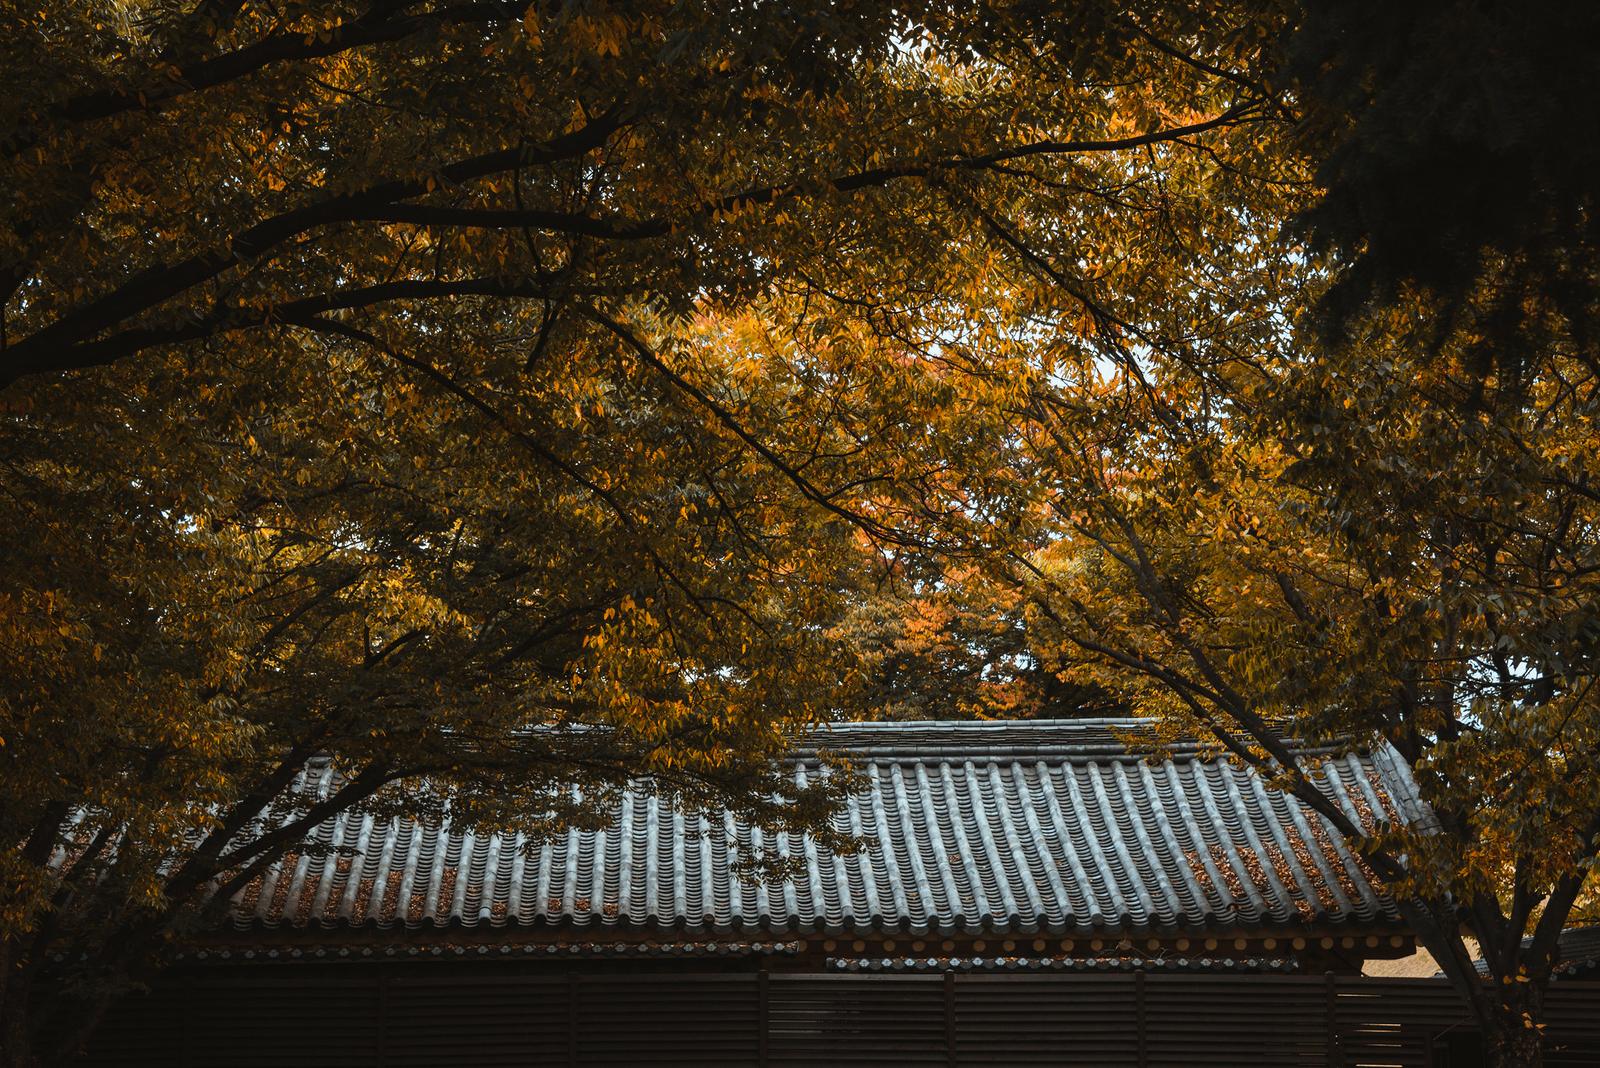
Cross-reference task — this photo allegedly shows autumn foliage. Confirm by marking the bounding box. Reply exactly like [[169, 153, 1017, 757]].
[[2, 1, 1597, 1066]]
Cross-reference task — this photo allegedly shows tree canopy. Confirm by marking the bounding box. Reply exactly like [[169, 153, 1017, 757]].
[[998, 269, 1600, 1066], [1288, 0, 1600, 379], [4, 2, 1598, 1066], [1, 1, 1280, 1062]]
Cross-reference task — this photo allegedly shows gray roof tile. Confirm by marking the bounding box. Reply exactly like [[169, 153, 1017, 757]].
[[228, 719, 1418, 938]]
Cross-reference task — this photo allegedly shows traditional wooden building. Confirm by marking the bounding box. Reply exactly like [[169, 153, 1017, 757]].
[[86, 721, 1600, 1066]]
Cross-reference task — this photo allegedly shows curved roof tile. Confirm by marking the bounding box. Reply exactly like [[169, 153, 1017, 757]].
[[228, 719, 1417, 939]]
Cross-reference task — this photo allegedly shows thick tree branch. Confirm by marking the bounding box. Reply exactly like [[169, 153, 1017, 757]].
[[2, 105, 1259, 388], [0, 113, 621, 385], [2, 2, 534, 157]]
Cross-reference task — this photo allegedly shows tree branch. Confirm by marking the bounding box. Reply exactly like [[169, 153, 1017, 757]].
[[1, 113, 621, 384], [2, 2, 535, 157]]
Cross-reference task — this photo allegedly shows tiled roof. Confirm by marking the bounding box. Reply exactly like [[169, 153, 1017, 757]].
[[1473, 926, 1600, 980], [228, 719, 1422, 939]]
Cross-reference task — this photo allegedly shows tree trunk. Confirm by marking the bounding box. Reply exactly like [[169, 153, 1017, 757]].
[[1402, 898, 1559, 1068], [1484, 1022, 1543, 1068], [1483, 985, 1546, 1068], [0, 987, 39, 1068], [0, 976, 115, 1068]]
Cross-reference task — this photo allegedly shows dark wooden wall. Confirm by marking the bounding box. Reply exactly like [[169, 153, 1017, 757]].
[[83, 964, 1600, 1067]]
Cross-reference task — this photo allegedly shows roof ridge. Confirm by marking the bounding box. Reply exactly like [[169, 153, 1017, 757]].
[[810, 717, 1153, 730]]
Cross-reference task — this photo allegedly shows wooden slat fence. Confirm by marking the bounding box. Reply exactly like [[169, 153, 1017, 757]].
[[84, 968, 1600, 1066]]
